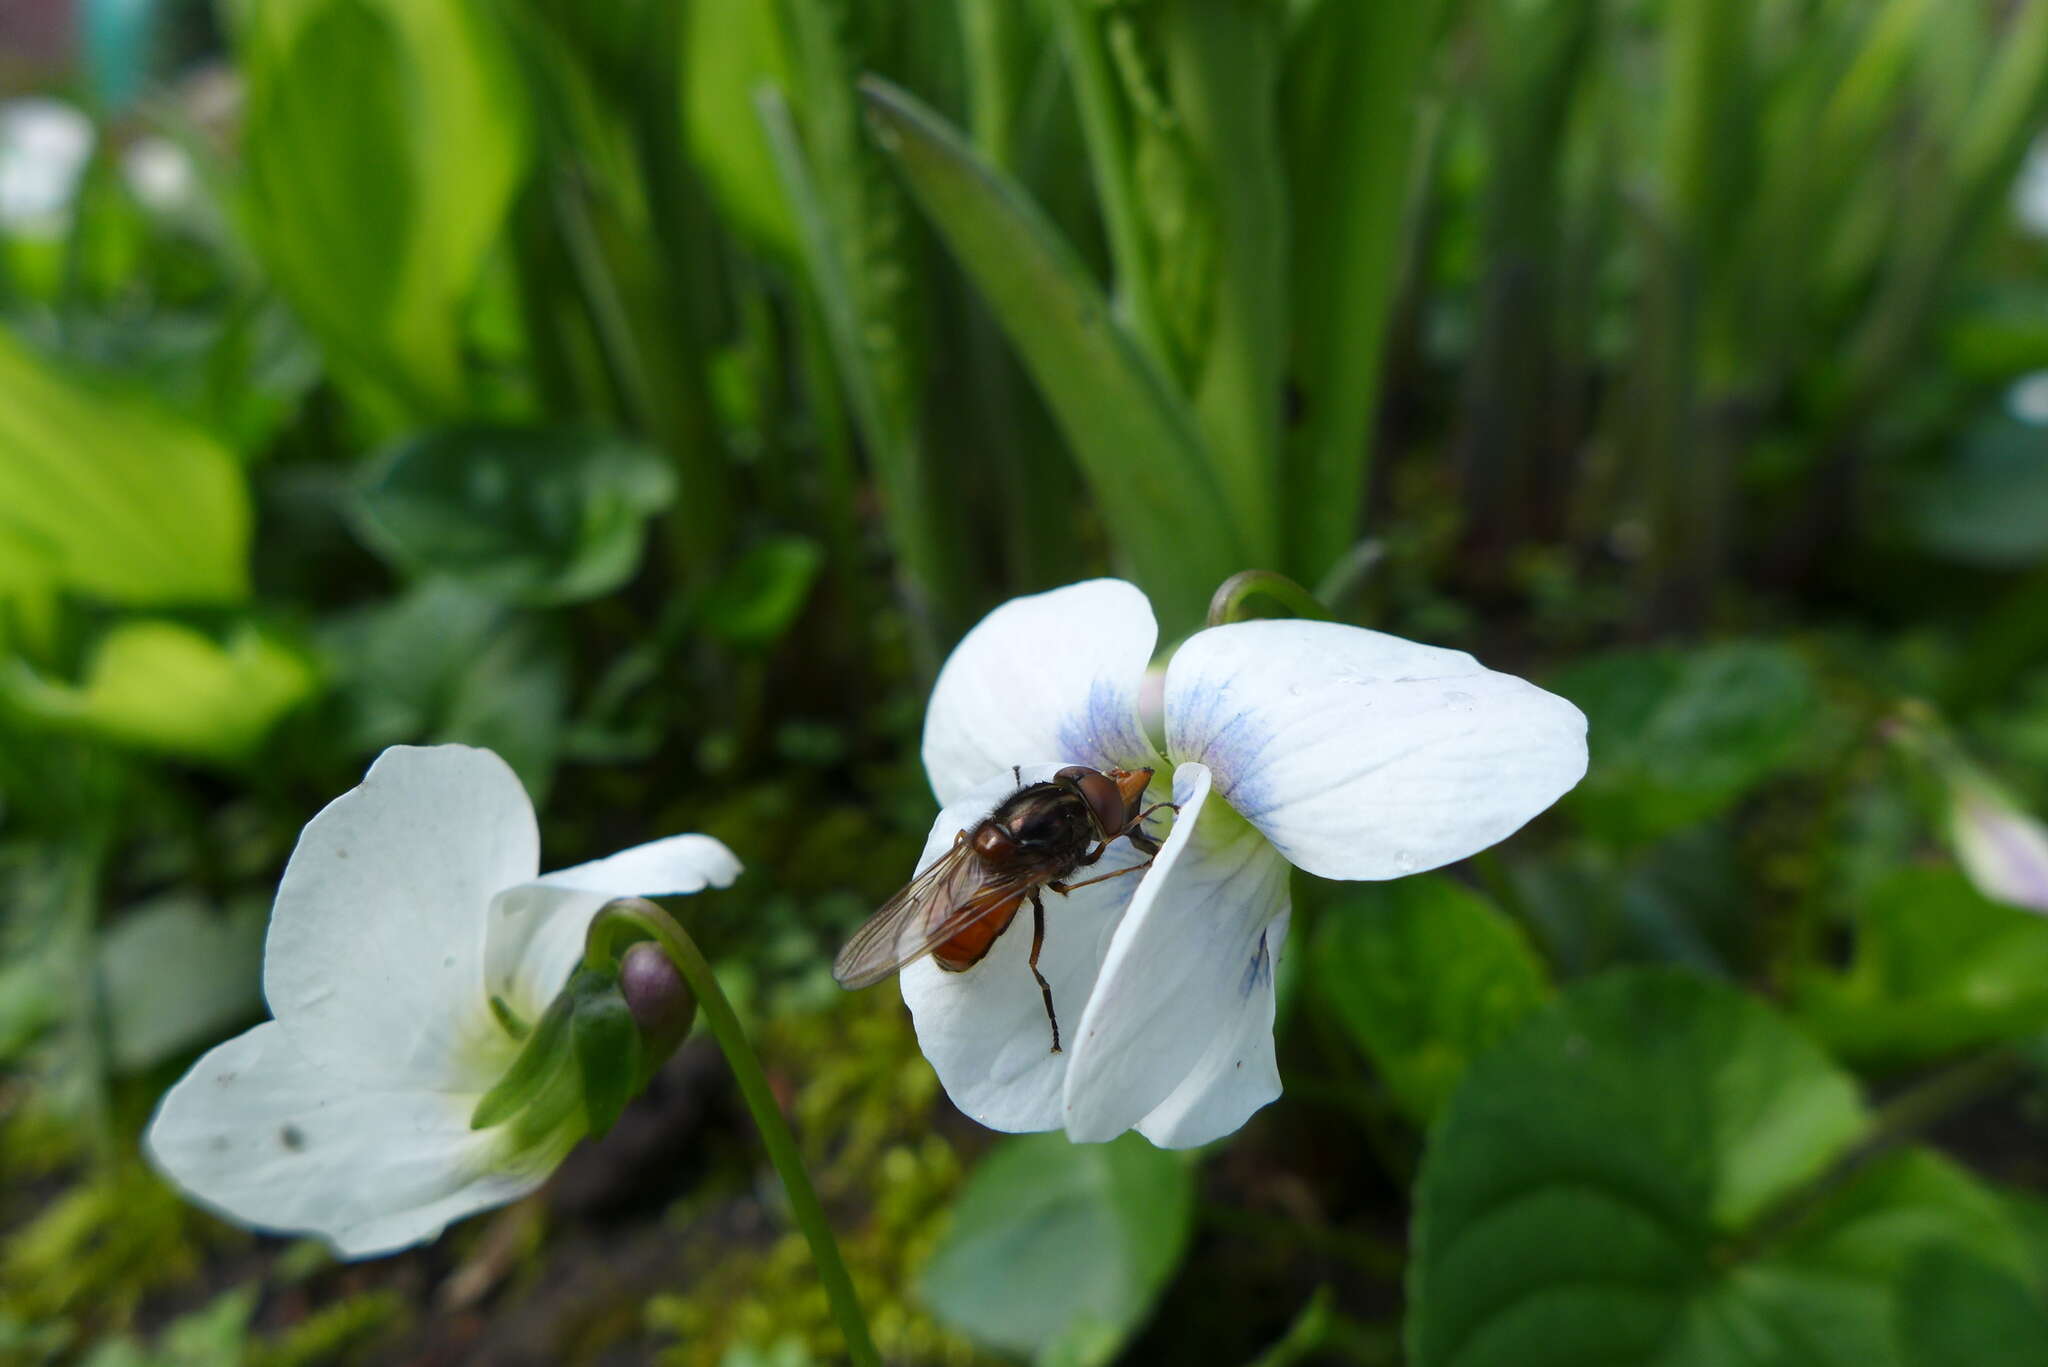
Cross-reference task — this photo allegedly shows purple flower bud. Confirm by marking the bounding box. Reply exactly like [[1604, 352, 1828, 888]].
[[618, 941, 696, 1051]]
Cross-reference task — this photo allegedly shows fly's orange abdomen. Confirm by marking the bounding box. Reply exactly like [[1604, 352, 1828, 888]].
[[932, 890, 1026, 972]]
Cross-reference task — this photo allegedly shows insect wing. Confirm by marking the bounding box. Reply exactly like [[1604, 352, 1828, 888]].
[[832, 837, 1033, 988]]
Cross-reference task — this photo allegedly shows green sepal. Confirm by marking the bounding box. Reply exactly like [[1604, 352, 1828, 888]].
[[470, 983, 577, 1130], [570, 976, 644, 1140], [488, 993, 531, 1041]]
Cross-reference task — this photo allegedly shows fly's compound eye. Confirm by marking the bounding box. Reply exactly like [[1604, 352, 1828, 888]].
[[1060, 767, 1130, 839]]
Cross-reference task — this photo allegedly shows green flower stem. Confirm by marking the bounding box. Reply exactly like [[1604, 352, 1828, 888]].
[[1205, 570, 1333, 628], [586, 898, 881, 1367]]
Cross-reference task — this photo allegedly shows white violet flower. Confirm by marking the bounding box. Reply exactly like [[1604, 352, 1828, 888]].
[[145, 744, 741, 1257], [903, 579, 1588, 1147]]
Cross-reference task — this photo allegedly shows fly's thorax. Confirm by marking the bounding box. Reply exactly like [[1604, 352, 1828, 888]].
[[986, 783, 1096, 870]]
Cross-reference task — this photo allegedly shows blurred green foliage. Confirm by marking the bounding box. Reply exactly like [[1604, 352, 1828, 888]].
[[4, 0, 2048, 1361]]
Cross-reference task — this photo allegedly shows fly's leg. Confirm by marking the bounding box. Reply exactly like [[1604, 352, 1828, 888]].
[[1029, 889, 1061, 1054], [1049, 860, 1152, 896], [1124, 801, 1180, 857], [1012, 764, 1022, 787]]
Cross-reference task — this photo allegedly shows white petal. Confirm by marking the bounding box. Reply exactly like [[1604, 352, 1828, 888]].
[[898, 766, 1156, 1133], [921, 579, 1163, 806], [144, 1024, 560, 1259], [263, 745, 538, 1091], [1954, 789, 2048, 913], [1063, 764, 1291, 1143], [536, 833, 743, 898], [1136, 909, 1288, 1148], [1165, 621, 1587, 881], [487, 834, 744, 1023]]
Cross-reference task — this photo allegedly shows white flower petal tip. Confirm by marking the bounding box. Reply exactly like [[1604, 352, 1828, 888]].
[[921, 579, 1163, 806], [1062, 764, 1290, 1146], [1164, 619, 1588, 881], [148, 743, 736, 1257], [538, 833, 743, 898], [1954, 789, 2048, 914]]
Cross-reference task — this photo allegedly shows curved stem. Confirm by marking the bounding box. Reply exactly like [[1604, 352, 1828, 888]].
[[587, 898, 881, 1367], [1206, 569, 1334, 628]]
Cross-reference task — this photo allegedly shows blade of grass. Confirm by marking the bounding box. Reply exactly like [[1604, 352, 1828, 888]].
[[1280, 0, 1444, 584], [1841, 0, 2048, 411], [859, 75, 1243, 634], [758, 86, 956, 667], [1046, 0, 1172, 364], [1156, 0, 1287, 572]]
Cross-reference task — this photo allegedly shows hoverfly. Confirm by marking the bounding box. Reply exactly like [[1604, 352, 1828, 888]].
[[833, 766, 1170, 1053]]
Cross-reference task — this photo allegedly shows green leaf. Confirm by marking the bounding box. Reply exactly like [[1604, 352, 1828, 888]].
[[679, 0, 798, 258], [1281, 0, 1444, 582], [319, 580, 569, 797], [234, 0, 529, 412], [1898, 1245, 2048, 1367], [351, 426, 676, 605], [0, 329, 249, 606], [1151, 0, 1289, 567], [859, 76, 1245, 635], [1411, 968, 2036, 1367], [1795, 867, 2048, 1066], [697, 536, 823, 647], [1555, 642, 1823, 847], [1311, 875, 1549, 1123], [98, 897, 265, 1072], [920, 1132, 1195, 1366], [755, 85, 961, 644], [5, 620, 318, 764]]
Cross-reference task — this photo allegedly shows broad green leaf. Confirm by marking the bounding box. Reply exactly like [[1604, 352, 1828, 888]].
[[920, 1132, 1195, 1366], [1555, 643, 1823, 847], [235, 0, 529, 412], [697, 535, 823, 647], [98, 897, 264, 1072], [319, 580, 570, 797], [1795, 867, 2048, 1066], [5, 620, 317, 764], [351, 427, 676, 605], [1898, 1246, 2048, 1367], [859, 77, 1244, 635], [438, 617, 569, 801], [1412, 968, 2036, 1367], [0, 329, 248, 605], [318, 578, 509, 744], [1312, 876, 1549, 1122]]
